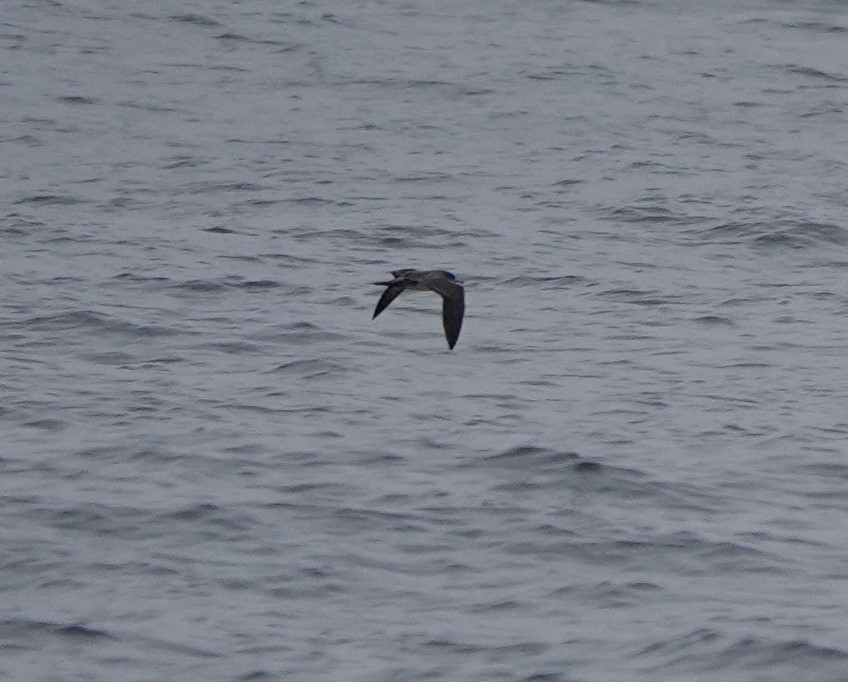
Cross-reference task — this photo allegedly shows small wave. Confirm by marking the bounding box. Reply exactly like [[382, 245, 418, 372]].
[[22, 418, 68, 431], [272, 358, 346, 378], [284, 196, 335, 207], [170, 13, 221, 27], [261, 322, 346, 344], [112, 272, 167, 281], [393, 172, 454, 184], [195, 340, 262, 354], [703, 220, 848, 248], [786, 65, 848, 84], [694, 315, 735, 327], [13, 194, 85, 206], [216, 31, 250, 42], [236, 672, 274, 682], [484, 445, 605, 473], [186, 180, 264, 193], [0, 619, 113, 641], [503, 274, 583, 288], [79, 350, 135, 365], [169, 280, 228, 293], [610, 205, 693, 226], [166, 277, 282, 294], [57, 95, 98, 105], [241, 279, 281, 289], [636, 628, 848, 676], [15, 310, 181, 338], [599, 287, 681, 306]]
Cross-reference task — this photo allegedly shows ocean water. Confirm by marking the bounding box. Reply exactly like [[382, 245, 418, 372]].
[[3, 0, 848, 680]]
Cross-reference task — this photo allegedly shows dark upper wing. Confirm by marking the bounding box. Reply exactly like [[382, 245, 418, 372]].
[[439, 283, 464, 349], [373, 284, 405, 319]]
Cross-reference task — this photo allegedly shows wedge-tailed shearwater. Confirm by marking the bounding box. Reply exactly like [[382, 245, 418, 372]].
[[372, 269, 465, 349]]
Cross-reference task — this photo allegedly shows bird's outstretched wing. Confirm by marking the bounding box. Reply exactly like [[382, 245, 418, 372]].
[[373, 284, 405, 319], [435, 281, 464, 350]]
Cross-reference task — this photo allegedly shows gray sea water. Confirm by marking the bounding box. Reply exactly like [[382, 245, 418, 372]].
[[3, 0, 848, 680]]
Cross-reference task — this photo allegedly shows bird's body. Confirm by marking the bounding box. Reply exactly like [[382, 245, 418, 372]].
[[372, 269, 465, 349]]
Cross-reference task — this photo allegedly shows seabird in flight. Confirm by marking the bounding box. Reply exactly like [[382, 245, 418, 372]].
[[372, 269, 465, 349]]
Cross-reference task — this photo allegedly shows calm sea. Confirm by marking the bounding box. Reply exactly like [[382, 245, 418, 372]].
[[3, 1, 848, 680]]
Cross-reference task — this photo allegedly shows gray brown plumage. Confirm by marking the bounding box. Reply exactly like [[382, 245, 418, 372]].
[[372, 269, 465, 350]]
